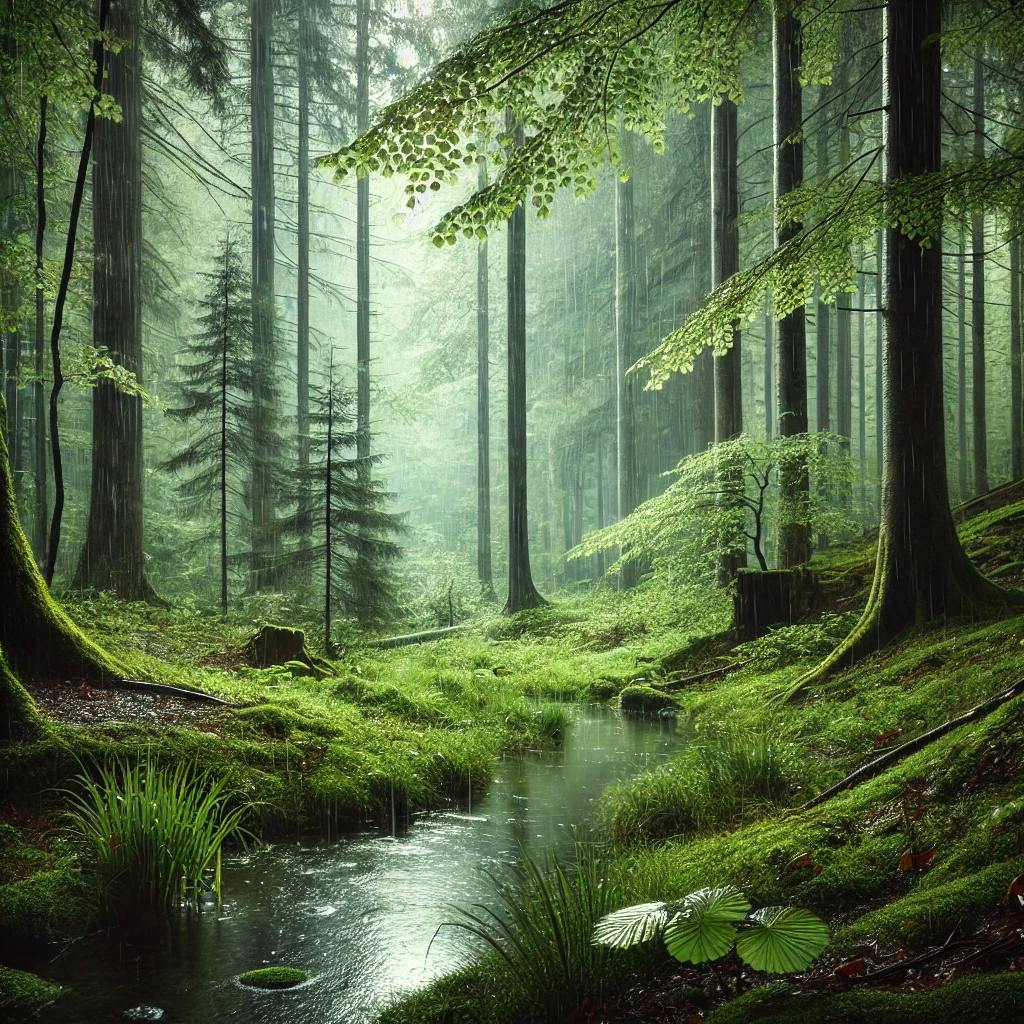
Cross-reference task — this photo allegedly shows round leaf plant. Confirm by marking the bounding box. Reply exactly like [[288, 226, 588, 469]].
[[593, 886, 829, 974]]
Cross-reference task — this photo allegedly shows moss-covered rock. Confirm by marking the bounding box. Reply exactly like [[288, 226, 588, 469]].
[[0, 965, 61, 1021], [618, 684, 677, 716], [237, 967, 309, 990]]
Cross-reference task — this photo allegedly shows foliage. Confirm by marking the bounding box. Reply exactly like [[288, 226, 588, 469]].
[[601, 728, 800, 845], [450, 843, 627, 1020], [570, 434, 858, 581], [61, 757, 253, 922], [594, 885, 829, 974]]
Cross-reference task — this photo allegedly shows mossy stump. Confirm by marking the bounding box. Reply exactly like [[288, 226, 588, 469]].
[[619, 684, 677, 716], [733, 569, 820, 642], [243, 625, 332, 678]]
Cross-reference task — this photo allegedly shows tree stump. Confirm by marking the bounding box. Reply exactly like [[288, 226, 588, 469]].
[[733, 569, 819, 642], [244, 625, 332, 677]]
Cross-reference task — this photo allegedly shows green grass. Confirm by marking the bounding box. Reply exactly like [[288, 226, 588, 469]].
[[62, 758, 253, 922]]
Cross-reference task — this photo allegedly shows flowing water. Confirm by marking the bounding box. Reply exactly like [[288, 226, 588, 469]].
[[37, 706, 682, 1023]]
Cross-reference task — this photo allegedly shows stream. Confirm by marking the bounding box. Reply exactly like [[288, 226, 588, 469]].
[[37, 705, 683, 1023]]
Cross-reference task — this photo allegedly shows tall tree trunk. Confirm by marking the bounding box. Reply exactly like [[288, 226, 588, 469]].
[[249, 0, 277, 590], [971, 52, 988, 495], [325, 353, 334, 645], [615, 131, 640, 589], [2, 166, 22, 476], [857, 267, 867, 511], [46, 0, 110, 585], [1011, 235, 1022, 479], [711, 97, 744, 581], [73, 0, 155, 600], [773, 2, 810, 567], [835, 67, 853, 454], [814, 87, 831, 437], [875, 230, 884, 514], [957, 227, 969, 500], [356, 0, 370, 462], [296, 1, 311, 539], [797, 0, 1012, 688], [32, 96, 47, 562], [220, 252, 229, 617], [764, 316, 773, 439], [503, 118, 544, 614], [476, 157, 494, 599]]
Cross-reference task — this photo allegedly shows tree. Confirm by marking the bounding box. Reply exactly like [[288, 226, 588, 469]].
[[504, 118, 545, 614], [796, 0, 1015, 688], [160, 238, 254, 615], [570, 433, 856, 584], [249, 0, 278, 591], [773, 1, 811, 568], [971, 51, 988, 495], [73, 0, 227, 599], [711, 96, 744, 582], [615, 130, 640, 590], [281, 353, 403, 635], [477, 156, 495, 600], [355, 0, 371, 463], [1010, 232, 1022, 479]]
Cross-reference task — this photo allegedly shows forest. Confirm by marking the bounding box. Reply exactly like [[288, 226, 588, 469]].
[[2, 0, 1024, 1021]]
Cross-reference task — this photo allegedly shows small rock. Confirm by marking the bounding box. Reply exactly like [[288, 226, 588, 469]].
[[124, 1008, 164, 1021]]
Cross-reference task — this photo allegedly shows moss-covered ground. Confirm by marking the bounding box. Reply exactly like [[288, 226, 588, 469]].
[[4, 497, 1024, 1021]]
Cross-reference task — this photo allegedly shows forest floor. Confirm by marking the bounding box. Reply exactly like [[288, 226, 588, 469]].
[[4, 487, 1024, 1021]]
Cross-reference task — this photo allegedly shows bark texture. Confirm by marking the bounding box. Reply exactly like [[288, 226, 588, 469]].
[[74, 0, 156, 601], [796, 0, 1012, 690], [503, 120, 544, 614], [477, 157, 494, 599], [773, 4, 811, 567]]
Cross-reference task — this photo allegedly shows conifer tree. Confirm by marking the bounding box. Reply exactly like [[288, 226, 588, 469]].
[[281, 352, 403, 637], [160, 239, 255, 614]]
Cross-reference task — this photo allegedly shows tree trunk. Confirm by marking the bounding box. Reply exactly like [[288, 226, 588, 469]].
[[1011, 235, 1022, 479], [971, 52, 988, 495], [1, 392, 123, 695], [249, 0, 277, 590], [773, 3, 810, 567], [814, 86, 831, 438], [875, 230, 884, 514], [957, 227, 969, 500], [2, 158, 22, 477], [615, 131, 640, 589], [32, 95, 47, 563], [73, 0, 156, 601], [356, 0, 370, 463], [503, 118, 544, 615], [764, 316, 773, 439], [296, 1, 311, 541], [476, 157, 494, 599], [711, 97, 745, 582], [857, 267, 867, 511], [835, 66, 853, 455], [795, 0, 1012, 689]]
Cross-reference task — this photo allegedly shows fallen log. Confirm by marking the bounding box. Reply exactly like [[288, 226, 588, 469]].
[[371, 625, 466, 650], [660, 659, 752, 691], [115, 679, 239, 706], [800, 674, 1024, 811]]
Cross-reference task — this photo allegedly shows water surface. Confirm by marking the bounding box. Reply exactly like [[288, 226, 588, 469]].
[[39, 705, 681, 1023]]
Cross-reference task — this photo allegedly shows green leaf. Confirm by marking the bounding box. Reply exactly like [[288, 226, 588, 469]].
[[663, 887, 751, 965], [735, 906, 830, 974], [592, 902, 669, 948]]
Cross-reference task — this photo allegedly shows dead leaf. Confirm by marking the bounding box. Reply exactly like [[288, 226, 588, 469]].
[[873, 727, 904, 748], [783, 851, 815, 874], [834, 958, 867, 977], [899, 848, 915, 873]]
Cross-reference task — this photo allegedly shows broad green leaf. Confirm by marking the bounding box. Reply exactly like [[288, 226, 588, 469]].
[[735, 906, 830, 974], [663, 886, 751, 964], [592, 902, 669, 948]]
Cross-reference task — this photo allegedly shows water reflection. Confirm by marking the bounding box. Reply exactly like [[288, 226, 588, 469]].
[[40, 706, 681, 1024]]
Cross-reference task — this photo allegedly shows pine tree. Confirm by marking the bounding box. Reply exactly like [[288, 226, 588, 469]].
[[160, 239, 255, 614], [282, 352, 403, 639]]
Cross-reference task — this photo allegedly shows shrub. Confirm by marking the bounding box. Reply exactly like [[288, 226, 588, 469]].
[[62, 758, 253, 923]]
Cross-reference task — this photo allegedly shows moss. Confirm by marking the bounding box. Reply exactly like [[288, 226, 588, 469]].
[[0, 867, 94, 948], [0, 965, 61, 1021], [619, 684, 677, 715], [706, 973, 1024, 1024], [237, 966, 309, 989]]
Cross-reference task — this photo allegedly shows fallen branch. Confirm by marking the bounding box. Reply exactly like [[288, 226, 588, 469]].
[[115, 679, 239, 707], [801, 675, 1024, 811], [371, 625, 467, 650], [660, 659, 752, 691]]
